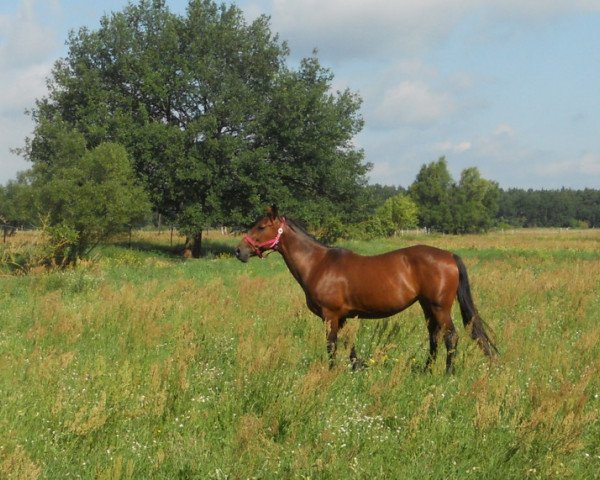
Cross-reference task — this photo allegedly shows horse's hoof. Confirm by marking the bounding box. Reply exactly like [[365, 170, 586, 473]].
[[351, 357, 367, 371]]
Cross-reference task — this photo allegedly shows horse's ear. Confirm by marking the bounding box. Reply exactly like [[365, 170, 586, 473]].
[[266, 204, 279, 220]]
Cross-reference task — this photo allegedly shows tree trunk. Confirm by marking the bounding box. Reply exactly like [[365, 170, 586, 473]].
[[183, 231, 202, 258]]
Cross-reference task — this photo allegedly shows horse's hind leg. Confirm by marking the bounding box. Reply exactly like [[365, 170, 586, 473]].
[[436, 306, 458, 375], [421, 300, 458, 374], [443, 324, 458, 375]]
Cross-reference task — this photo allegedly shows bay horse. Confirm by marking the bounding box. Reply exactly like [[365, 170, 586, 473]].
[[235, 206, 497, 374]]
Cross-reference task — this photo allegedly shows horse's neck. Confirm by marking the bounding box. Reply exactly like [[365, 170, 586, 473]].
[[278, 226, 328, 288]]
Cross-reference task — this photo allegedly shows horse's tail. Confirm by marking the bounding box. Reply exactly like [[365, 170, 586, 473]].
[[453, 254, 499, 357]]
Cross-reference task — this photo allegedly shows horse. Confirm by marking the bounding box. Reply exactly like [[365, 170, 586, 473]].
[[235, 205, 498, 374]]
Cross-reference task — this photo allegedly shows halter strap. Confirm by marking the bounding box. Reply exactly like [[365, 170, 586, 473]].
[[243, 218, 286, 258]]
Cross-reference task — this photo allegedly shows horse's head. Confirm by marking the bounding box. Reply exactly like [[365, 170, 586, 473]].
[[235, 205, 285, 262]]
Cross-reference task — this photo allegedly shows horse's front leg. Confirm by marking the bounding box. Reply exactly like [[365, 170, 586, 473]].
[[349, 345, 366, 371], [422, 309, 439, 373], [325, 315, 340, 368]]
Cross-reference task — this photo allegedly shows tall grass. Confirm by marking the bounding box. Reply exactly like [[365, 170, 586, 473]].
[[1, 230, 599, 478]]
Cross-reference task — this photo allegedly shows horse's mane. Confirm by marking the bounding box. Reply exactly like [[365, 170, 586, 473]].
[[284, 218, 330, 248], [284, 218, 350, 254]]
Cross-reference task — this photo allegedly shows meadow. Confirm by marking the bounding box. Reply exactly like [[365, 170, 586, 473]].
[[1, 229, 599, 479]]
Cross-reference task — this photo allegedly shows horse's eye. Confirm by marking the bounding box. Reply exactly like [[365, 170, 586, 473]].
[[258, 225, 265, 230]]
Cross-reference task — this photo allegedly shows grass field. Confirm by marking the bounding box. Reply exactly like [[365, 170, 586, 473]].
[[1, 229, 599, 479]]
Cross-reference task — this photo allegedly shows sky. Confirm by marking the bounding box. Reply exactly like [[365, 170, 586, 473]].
[[1, 0, 599, 189]]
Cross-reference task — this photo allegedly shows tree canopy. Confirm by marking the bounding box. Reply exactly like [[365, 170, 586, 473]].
[[452, 167, 500, 233], [374, 193, 419, 236], [25, 0, 369, 256], [409, 158, 454, 232], [409, 158, 500, 233], [497, 188, 600, 228]]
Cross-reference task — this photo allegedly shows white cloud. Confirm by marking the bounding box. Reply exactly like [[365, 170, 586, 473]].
[[264, 0, 600, 61], [360, 57, 481, 129], [0, 0, 59, 182], [483, 0, 600, 20], [537, 153, 600, 177], [0, 63, 50, 113], [435, 141, 472, 154], [0, 0, 59, 68], [386, 60, 440, 81], [372, 80, 455, 127], [493, 123, 515, 137], [270, 0, 473, 59], [578, 153, 600, 175], [0, 114, 32, 179], [449, 122, 600, 188], [473, 124, 532, 164]]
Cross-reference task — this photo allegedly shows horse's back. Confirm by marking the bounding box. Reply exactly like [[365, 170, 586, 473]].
[[328, 244, 455, 269], [391, 244, 457, 267], [322, 244, 455, 274]]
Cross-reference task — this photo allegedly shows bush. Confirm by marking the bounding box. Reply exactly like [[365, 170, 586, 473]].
[[315, 215, 349, 245], [44, 223, 80, 267], [28, 128, 151, 265], [375, 193, 419, 235]]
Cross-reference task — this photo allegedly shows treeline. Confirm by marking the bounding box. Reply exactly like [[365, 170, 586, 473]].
[[360, 157, 600, 235], [4, 155, 598, 244], [498, 188, 600, 228], [365, 184, 600, 233]]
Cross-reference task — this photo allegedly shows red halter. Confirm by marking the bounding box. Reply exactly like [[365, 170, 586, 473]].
[[243, 218, 286, 258]]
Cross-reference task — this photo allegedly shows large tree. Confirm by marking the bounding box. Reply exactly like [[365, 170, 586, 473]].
[[452, 167, 500, 233], [26, 0, 369, 256], [409, 157, 454, 232], [409, 158, 499, 233]]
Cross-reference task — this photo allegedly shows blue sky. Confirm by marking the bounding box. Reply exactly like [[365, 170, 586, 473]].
[[1, 0, 599, 188]]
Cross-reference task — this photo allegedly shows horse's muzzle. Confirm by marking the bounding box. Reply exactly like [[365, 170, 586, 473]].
[[235, 246, 249, 262]]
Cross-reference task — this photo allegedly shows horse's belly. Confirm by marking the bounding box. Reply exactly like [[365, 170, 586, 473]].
[[352, 298, 415, 319], [346, 285, 417, 318]]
